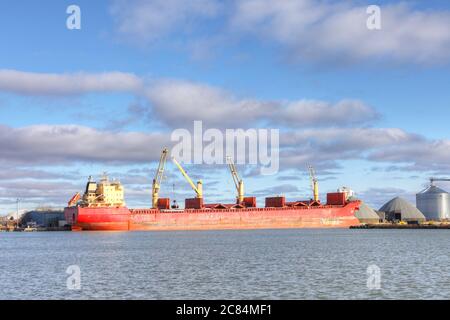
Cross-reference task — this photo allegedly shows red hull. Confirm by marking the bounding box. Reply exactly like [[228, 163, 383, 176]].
[[64, 201, 362, 231]]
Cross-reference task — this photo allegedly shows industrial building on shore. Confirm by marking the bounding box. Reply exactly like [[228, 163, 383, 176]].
[[20, 210, 66, 228], [416, 178, 450, 221], [363, 177, 450, 224], [1, 209, 66, 231], [379, 197, 426, 223]]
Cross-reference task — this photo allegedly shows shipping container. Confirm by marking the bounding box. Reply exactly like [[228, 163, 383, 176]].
[[157, 198, 170, 210], [243, 197, 257, 208], [185, 198, 204, 209], [265, 196, 285, 208], [327, 193, 346, 206]]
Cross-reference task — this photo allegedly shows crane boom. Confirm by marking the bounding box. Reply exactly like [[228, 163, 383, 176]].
[[226, 156, 244, 203], [172, 157, 203, 198], [308, 165, 319, 202], [152, 148, 169, 208], [68, 192, 81, 207]]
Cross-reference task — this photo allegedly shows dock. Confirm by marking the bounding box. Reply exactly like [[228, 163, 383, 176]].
[[351, 223, 450, 229]]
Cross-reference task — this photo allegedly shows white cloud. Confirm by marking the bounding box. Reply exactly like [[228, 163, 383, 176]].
[[231, 0, 450, 64], [0, 124, 170, 164], [0, 180, 79, 201], [279, 127, 412, 169], [107, 0, 450, 65], [144, 79, 273, 127], [368, 138, 450, 171], [1, 123, 449, 175], [110, 0, 222, 44], [0, 167, 76, 180], [0, 70, 379, 128], [275, 99, 378, 126], [0, 70, 143, 95], [0, 70, 448, 174], [279, 127, 450, 173], [145, 79, 378, 128]]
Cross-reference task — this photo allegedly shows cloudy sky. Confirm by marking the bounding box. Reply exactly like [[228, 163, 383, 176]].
[[1, 0, 450, 213]]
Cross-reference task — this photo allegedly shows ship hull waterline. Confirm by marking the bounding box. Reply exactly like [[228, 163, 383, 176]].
[[64, 201, 362, 231]]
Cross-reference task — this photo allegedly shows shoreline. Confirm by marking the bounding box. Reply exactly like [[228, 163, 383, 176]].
[[350, 223, 450, 229]]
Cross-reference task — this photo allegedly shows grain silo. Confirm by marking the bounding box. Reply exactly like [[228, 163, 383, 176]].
[[416, 183, 450, 221]]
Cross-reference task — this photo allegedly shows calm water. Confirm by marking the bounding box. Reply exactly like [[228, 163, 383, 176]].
[[0, 229, 449, 300]]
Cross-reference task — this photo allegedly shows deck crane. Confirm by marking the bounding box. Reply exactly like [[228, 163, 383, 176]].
[[430, 177, 450, 185], [152, 148, 169, 208], [308, 165, 319, 202], [172, 157, 203, 198], [226, 156, 244, 204], [68, 192, 81, 207]]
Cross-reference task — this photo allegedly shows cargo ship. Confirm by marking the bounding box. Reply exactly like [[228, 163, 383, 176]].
[[64, 149, 362, 231]]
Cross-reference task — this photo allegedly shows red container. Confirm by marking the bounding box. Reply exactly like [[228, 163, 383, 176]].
[[157, 198, 170, 210], [243, 197, 257, 208], [265, 196, 285, 208], [326, 193, 346, 206], [185, 198, 204, 209]]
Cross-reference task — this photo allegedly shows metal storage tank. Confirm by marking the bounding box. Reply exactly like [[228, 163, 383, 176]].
[[416, 185, 450, 221]]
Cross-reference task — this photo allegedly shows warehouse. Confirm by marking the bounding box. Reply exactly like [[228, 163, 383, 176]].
[[20, 210, 65, 228]]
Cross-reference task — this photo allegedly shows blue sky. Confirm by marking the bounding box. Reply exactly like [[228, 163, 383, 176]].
[[1, 0, 450, 213]]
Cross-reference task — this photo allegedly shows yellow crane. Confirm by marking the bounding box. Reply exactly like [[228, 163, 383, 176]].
[[172, 157, 203, 198], [308, 165, 319, 202], [226, 156, 244, 203], [152, 148, 169, 208]]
